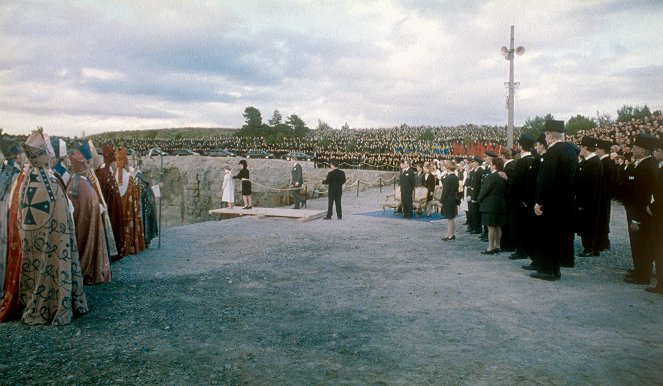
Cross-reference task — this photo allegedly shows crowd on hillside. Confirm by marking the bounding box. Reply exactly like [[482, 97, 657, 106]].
[[78, 115, 663, 171]]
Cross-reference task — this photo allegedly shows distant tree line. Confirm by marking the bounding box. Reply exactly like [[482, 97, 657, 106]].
[[522, 104, 660, 137], [236, 107, 310, 144]]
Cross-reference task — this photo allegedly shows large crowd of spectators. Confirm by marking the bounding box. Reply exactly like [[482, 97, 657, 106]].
[[4, 113, 662, 170]]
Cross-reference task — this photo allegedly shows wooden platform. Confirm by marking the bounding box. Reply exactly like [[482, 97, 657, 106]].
[[208, 207, 327, 223]]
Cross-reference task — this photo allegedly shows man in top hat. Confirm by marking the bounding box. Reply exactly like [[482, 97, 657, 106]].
[[575, 136, 605, 257], [508, 133, 537, 261], [645, 137, 663, 294], [531, 120, 579, 281], [595, 139, 616, 251], [500, 147, 517, 252], [622, 133, 658, 285], [467, 156, 483, 234]]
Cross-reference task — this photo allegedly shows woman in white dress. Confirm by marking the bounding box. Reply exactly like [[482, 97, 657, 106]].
[[221, 166, 235, 208]]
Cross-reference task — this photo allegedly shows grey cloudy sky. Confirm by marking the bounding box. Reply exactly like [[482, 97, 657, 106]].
[[1, 0, 662, 137]]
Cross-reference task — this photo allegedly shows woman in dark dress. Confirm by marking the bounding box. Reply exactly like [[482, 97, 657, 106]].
[[478, 157, 506, 254], [441, 160, 460, 240], [233, 160, 253, 209]]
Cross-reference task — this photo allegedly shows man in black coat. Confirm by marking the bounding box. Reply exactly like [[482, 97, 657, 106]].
[[531, 120, 578, 281], [321, 160, 346, 220], [500, 147, 517, 252], [645, 139, 663, 294], [508, 134, 537, 260], [399, 159, 416, 218], [467, 156, 483, 234], [596, 139, 616, 251], [622, 133, 658, 285], [575, 137, 605, 257]]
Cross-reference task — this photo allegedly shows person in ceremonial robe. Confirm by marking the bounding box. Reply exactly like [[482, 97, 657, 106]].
[[596, 139, 616, 251], [134, 159, 158, 247], [18, 129, 88, 325], [0, 140, 24, 309], [508, 134, 537, 261], [531, 120, 579, 281], [575, 137, 605, 257], [96, 145, 124, 260], [115, 147, 145, 256], [66, 151, 111, 285]]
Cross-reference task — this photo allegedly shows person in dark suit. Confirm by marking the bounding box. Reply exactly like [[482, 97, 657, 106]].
[[422, 163, 436, 216], [522, 133, 548, 272], [321, 160, 346, 220], [645, 139, 663, 294], [596, 139, 616, 251], [478, 157, 506, 254], [508, 133, 537, 260], [290, 156, 304, 209], [531, 120, 578, 281], [399, 159, 416, 218], [500, 147, 517, 252], [441, 160, 459, 240], [467, 156, 483, 234], [622, 133, 658, 285], [575, 137, 605, 257]]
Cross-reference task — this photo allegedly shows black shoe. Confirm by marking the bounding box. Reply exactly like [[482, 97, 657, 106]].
[[479, 237, 488, 242], [508, 253, 528, 260], [530, 272, 561, 281], [481, 248, 499, 255], [623, 277, 651, 285], [323, 217, 332, 220], [337, 217, 342, 220], [242, 206, 253, 210], [522, 264, 537, 271], [442, 236, 456, 241]]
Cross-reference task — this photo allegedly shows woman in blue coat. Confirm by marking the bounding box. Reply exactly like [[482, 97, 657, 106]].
[[478, 157, 506, 254]]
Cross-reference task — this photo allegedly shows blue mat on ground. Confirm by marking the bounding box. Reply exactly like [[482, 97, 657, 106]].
[[356, 210, 450, 222]]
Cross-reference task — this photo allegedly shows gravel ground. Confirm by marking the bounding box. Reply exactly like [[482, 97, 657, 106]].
[[2, 187, 662, 385]]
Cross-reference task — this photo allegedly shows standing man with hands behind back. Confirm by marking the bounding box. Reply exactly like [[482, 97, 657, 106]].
[[290, 156, 304, 209], [322, 160, 346, 220]]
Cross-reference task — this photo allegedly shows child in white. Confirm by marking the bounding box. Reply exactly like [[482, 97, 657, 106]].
[[221, 166, 235, 208]]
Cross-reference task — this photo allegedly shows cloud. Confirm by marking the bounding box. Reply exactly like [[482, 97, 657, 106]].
[[0, 0, 662, 137]]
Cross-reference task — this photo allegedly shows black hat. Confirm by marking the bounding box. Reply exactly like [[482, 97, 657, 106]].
[[518, 133, 536, 148], [596, 139, 612, 151], [580, 136, 599, 148], [544, 120, 565, 133], [485, 150, 498, 158], [238, 159, 247, 166], [536, 132, 547, 147], [633, 133, 657, 151], [472, 156, 482, 163]]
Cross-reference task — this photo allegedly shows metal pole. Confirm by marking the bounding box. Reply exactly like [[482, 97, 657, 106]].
[[507, 25, 515, 149], [356, 179, 360, 197], [379, 177, 382, 193]]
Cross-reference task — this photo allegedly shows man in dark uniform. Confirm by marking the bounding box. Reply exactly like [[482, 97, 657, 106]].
[[575, 136, 605, 257], [622, 133, 658, 285], [645, 138, 663, 294], [399, 159, 416, 218], [596, 139, 616, 251], [531, 120, 578, 281], [321, 160, 346, 220], [508, 134, 537, 260]]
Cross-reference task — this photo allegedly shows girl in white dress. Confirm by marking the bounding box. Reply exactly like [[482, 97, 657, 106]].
[[221, 166, 235, 208]]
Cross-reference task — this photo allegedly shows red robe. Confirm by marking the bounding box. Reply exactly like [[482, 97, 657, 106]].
[[67, 174, 112, 285], [115, 169, 145, 256], [96, 166, 124, 260], [0, 172, 25, 322]]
